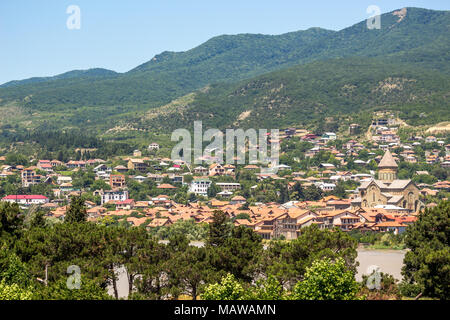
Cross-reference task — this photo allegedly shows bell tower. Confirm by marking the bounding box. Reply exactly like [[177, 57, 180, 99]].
[[378, 150, 398, 182]]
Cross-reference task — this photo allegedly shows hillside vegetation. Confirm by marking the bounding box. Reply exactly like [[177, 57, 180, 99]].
[[0, 7, 448, 142], [0, 8, 448, 109], [138, 57, 450, 131]]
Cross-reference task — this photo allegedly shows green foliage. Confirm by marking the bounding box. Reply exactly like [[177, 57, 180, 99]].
[[349, 230, 406, 249], [208, 225, 263, 281], [243, 275, 286, 300], [0, 280, 33, 300], [205, 214, 263, 282], [201, 273, 245, 300], [201, 273, 287, 300], [290, 182, 305, 201], [234, 213, 251, 221], [0, 202, 23, 240], [64, 196, 88, 223], [34, 278, 112, 300], [126, 178, 157, 201], [14, 223, 116, 289], [147, 56, 450, 132], [330, 181, 347, 199], [412, 174, 437, 185], [166, 245, 212, 300], [398, 281, 423, 298], [360, 272, 401, 300], [207, 182, 221, 198], [0, 247, 35, 300], [207, 210, 232, 247], [291, 258, 361, 300], [402, 201, 450, 299], [5, 153, 28, 166], [303, 185, 323, 201], [1, 8, 449, 143], [0, 250, 32, 287], [156, 219, 208, 241], [261, 225, 358, 287], [91, 179, 111, 191]]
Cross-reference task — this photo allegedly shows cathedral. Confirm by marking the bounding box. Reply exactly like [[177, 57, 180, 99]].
[[352, 150, 423, 213]]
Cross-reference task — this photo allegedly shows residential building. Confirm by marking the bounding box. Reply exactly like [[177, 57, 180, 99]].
[[216, 182, 241, 193], [37, 160, 53, 172], [322, 132, 337, 141], [101, 189, 129, 205], [57, 176, 72, 185], [230, 196, 246, 205], [21, 168, 42, 187], [194, 166, 208, 175], [2, 195, 49, 206], [189, 179, 211, 196], [133, 150, 142, 157], [128, 159, 147, 172], [110, 174, 126, 189], [209, 163, 225, 176]]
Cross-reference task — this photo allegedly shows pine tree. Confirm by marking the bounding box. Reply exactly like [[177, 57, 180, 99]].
[[207, 210, 231, 247], [64, 196, 88, 223]]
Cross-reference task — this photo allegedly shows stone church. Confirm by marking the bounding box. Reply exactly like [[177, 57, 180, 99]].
[[352, 150, 423, 213]]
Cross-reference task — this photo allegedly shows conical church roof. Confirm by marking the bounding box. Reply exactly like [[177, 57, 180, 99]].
[[378, 150, 398, 168]]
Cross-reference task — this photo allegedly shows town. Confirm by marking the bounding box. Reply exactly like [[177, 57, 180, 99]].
[[1, 113, 448, 241], [1, 3, 449, 304]]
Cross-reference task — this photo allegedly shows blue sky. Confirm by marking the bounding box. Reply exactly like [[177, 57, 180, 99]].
[[0, 0, 448, 84]]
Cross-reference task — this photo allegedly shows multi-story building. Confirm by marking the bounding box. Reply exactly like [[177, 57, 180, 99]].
[[21, 168, 42, 187], [128, 159, 147, 172], [274, 209, 318, 239], [37, 160, 53, 172], [101, 189, 129, 205], [209, 163, 225, 176], [189, 179, 211, 196], [216, 182, 241, 193], [109, 174, 126, 189], [194, 166, 208, 175]]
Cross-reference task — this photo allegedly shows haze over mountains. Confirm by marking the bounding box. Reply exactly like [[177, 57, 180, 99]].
[[0, 7, 449, 134]]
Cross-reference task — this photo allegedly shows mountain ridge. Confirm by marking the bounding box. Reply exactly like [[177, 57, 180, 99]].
[[0, 7, 447, 109], [1, 68, 118, 88], [0, 7, 448, 137]]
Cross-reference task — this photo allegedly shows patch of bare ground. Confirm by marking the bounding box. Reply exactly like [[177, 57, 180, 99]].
[[393, 8, 407, 23], [426, 122, 450, 134], [105, 124, 139, 134], [237, 110, 251, 121]]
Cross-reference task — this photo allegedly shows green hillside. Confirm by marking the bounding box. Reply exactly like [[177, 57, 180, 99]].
[[0, 7, 448, 148], [0, 7, 448, 112], [0, 68, 118, 88], [137, 57, 450, 132]]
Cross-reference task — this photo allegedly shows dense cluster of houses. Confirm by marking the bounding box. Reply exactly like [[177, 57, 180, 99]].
[[12, 194, 416, 237], [1, 124, 449, 239]]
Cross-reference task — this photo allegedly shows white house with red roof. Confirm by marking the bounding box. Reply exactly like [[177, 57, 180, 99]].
[[2, 195, 49, 206]]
